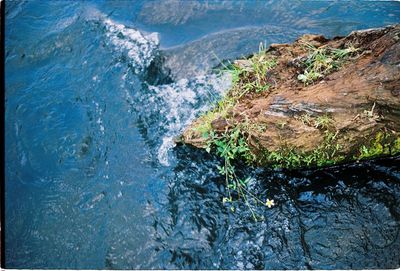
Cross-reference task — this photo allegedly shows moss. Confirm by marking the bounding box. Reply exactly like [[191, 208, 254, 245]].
[[257, 130, 399, 168], [392, 137, 400, 155], [258, 130, 344, 169], [356, 131, 400, 161]]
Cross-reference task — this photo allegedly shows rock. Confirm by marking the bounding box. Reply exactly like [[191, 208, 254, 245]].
[[211, 117, 230, 131], [181, 25, 400, 168]]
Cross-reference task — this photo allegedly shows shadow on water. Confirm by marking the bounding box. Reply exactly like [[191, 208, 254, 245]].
[[5, 0, 400, 269]]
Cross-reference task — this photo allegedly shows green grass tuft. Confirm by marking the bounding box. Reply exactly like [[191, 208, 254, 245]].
[[297, 44, 359, 84]]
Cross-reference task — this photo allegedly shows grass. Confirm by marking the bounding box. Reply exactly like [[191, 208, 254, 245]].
[[195, 49, 277, 140], [314, 114, 332, 130], [258, 129, 344, 169], [297, 44, 359, 84], [296, 113, 333, 130], [228, 53, 277, 97]]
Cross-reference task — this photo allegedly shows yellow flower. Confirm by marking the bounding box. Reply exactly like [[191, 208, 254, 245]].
[[265, 199, 275, 208]]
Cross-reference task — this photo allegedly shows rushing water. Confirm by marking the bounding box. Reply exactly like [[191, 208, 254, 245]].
[[5, 1, 400, 269]]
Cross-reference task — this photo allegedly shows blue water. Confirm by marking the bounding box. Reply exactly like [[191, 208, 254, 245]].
[[5, 0, 400, 269]]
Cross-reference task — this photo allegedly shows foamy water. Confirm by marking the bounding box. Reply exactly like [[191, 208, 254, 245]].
[[99, 14, 232, 166], [147, 74, 231, 165], [103, 18, 159, 74]]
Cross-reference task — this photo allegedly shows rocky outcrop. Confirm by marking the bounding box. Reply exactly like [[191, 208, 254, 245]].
[[181, 24, 400, 168]]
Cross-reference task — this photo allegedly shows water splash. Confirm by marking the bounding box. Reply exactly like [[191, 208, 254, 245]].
[[103, 18, 159, 74], [145, 74, 231, 166]]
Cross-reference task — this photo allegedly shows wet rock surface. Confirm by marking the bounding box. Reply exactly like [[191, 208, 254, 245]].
[[156, 146, 400, 269]]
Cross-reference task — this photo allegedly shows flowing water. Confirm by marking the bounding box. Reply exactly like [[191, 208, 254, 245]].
[[5, 1, 400, 269]]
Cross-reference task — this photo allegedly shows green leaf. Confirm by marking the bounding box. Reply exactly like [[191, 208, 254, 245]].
[[297, 74, 307, 82], [228, 183, 236, 189]]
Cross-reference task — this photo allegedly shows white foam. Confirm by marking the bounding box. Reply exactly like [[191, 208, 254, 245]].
[[148, 73, 232, 166], [85, 9, 232, 166], [157, 136, 176, 166], [103, 18, 159, 74]]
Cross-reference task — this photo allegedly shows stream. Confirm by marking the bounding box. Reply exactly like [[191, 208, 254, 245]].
[[5, 0, 400, 269]]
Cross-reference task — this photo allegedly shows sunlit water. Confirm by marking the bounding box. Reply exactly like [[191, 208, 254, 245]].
[[5, 1, 400, 269]]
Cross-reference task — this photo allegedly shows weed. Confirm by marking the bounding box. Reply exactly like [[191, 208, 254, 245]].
[[356, 131, 400, 160], [314, 114, 332, 129], [194, 51, 278, 148], [277, 120, 287, 129], [297, 70, 322, 84], [193, 111, 219, 137], [204, 122, 274, 221], [298, 113, 313, 126], [297, 44, 359, 84], [296, 113, 332, 130], [259, 129, 343, 168], [231, 53, 277, 98]]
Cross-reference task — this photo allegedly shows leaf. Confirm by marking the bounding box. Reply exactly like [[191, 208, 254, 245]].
[[217, 165, 225, 175], [243, 176, 252, 184], [228, 183, 236, 189], [297, 74, 307, 82]]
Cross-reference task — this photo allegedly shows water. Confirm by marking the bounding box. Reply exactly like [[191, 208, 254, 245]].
[[4, 0, 400, 269]]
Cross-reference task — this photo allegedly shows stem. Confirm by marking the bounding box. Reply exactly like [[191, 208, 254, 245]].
[[243, 193, 258, 222], [225, 158, 232, 200]]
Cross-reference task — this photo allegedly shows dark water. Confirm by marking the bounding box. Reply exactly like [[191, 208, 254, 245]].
[[5, 0, 400, 269]]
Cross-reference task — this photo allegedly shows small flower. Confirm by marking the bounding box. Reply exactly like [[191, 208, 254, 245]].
[[265, 199, 275, 208]]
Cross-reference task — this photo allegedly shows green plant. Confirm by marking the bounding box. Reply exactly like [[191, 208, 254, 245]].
[[297, 70, 322, 84], [204, 124, 274, 221], [298, 113, 313, 126], [277, 120, 287, 129], [296, 113, 332, 130], [297, 44, 359, 84], [392, 137, 400, 155], [229, 53, 277, 98], [356, 131, 398, 160], [314, 114, 332, 129], [193, 51, 278, 146], [259, 129, 343, 168]]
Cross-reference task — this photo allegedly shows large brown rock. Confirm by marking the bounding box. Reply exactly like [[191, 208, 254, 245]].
[[182, 25, 400, 168]]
